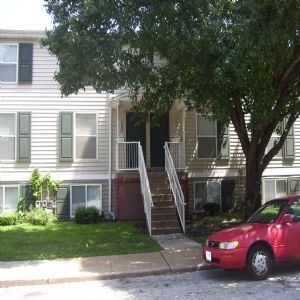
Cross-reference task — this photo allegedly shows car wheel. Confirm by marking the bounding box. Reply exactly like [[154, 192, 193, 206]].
[[246, 245, 273, 280]]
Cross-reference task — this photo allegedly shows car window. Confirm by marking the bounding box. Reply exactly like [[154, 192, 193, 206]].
[[248, 200, 288, 223], [285, 199, 300, 222]]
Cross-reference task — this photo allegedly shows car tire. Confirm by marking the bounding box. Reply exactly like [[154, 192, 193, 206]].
[[246, 245, 273, 280]]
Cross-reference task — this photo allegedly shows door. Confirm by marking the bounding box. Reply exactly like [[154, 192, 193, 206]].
[[126, 112, 146, 167], [279, 199, 300, 259], [150, 114, 169, 168]]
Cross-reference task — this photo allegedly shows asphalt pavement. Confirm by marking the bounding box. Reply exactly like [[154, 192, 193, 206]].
[[0, 234, 209, 288]]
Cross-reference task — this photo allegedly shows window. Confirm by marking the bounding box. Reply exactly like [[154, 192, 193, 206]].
[[0, 186, 19, 214], [266, 122, 283, 158], [0, 44, 17, 82], [194, 181, 221, 212], [75, 113, 97, 160], [0, 43, 33, 83], [0, 112, 31, 161], [59, 112, 97, 161], [288, 178, 300, 194], [262, 179, 287, 202], [265, 119, 294, 159], [70, 185, 102, 216], [0, 113, 15, 160], [196, 115, 229, 159]]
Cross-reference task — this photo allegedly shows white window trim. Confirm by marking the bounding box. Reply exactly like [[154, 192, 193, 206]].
[[196, 114, 217, 160], [74, 112, 98, 161], [262, 178, 287, 203], [0, 112, 17, 161], [70, 184, 102, 217], [0, 43, 18, 84], [0, 185, 20, 214]]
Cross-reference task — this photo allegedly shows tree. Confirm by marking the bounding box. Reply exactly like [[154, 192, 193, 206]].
[[42, 0, 300, 219]]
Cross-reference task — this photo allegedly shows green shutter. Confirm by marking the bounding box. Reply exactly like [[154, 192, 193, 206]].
[[59, 112, 73, 161], [56, 186, 70, 219], [18, 43, 33, 83], [217, 121, 230, 159], [284, 119, 294, 159], [17, 112, 31, 162]]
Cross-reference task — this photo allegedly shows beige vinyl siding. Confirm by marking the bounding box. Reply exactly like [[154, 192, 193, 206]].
[[184, 111, 244, 178], [0, 37, 111, 185]]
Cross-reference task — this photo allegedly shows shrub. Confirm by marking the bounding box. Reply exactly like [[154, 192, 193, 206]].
[[0, 212, 24, 226], [24, 207, 57, 226], [75, 206, 101, 224]]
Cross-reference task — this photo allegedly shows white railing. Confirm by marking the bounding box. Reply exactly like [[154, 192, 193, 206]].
[[138, 143, 154, 236], [165, 142, 186, 232], [165, 142, 185, 169], [117, 141, 139, 170], [116, 141, 154, 235]]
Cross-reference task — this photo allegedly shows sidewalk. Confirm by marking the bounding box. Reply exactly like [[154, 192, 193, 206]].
[[0, 234, 209, 288]]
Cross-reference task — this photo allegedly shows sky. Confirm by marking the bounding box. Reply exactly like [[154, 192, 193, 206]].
[[0, 0, 53, 30]]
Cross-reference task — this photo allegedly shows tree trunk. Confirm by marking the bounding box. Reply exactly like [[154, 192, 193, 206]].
[[244, 157, 263, 221]]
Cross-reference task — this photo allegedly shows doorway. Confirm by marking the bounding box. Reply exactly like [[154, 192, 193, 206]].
[[150, 114, 169, 168]]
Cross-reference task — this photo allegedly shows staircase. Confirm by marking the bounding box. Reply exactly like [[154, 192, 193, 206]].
[[148, 171, 182, 235]]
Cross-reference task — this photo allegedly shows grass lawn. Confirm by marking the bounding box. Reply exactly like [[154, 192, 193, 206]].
[[0, 221, 162, 262]]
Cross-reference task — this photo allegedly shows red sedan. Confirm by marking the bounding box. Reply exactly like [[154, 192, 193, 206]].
[[202, 195, 300, 280]]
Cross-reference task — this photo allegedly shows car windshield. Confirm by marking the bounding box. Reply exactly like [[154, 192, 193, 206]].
[[247, 199, 289, 224]]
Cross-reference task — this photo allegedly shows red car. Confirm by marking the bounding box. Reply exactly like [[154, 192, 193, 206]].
[[202, 195, 300, 280]]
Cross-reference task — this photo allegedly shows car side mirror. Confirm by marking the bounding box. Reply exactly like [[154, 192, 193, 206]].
[[280, 214, 293, 224]]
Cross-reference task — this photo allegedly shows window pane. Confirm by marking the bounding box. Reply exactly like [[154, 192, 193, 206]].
[[194, 182, 206, 211], [76, 136, 96, 159], [87, 185, 101, 209], [71, 186, 86, 215], [264, 180, 275, 202], [0, 44, 17, 62], [0, 114, 15, 135], [289, 179, 300, 194], [276, 180, 287, 196], [207, 182, 221, 205], [198, 137, 216, 158], [0, 64, 17, 82], [197, 116, 215, 135], [0, 137, 15, 160], [76, 114, 96, 135], [5, 187, 19, 213]]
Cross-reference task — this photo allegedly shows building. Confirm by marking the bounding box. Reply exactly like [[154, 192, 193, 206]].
[[1, 29, 300, 234]]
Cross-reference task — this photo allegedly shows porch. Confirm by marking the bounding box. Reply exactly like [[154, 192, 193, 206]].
[[114, 141, 187, 236]]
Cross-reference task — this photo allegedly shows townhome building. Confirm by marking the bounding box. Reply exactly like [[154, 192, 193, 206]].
[[1, 29, 300, 235]]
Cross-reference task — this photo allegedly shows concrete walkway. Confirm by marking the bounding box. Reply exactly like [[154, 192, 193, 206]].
[[0, 234, 209, 288]]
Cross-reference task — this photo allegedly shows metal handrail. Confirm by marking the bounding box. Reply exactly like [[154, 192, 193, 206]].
[[138, 143, 154, 236], [165, 142, 185, 232]]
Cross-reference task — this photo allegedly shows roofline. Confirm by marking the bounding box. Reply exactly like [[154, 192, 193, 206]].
[[0, 29, 46, 39]]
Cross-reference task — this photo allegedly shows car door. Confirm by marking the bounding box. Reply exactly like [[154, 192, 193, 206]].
[[279, 199, 300, 260]]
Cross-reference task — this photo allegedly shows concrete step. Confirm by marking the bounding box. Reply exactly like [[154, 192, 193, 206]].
[[152, 212, 179, 222], [152, 206, 177, 215], [152, 227, 182, 235]]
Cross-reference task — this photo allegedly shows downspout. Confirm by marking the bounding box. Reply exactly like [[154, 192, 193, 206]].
[[108, 93, 112, 213], [108, 94, 119, 218]]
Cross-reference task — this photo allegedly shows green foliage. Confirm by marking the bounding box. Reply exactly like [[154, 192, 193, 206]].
[[0, 212, 24, 226], [29, 168, 61, 201], [24, 207, 57, 226], [17, 197, 25, 212], [29, 168, 42, 199], [75, 206, 103, 224], [43, 1, 300, 217], [0, 221, 161, 261]]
